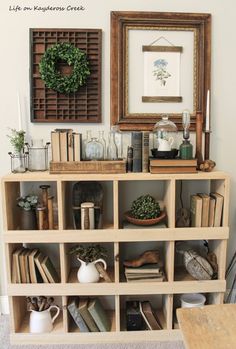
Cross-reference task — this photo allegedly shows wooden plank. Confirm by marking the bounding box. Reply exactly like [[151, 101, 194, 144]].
[[142, 96, 182, 103], [49, 161, 126, 174], [3, 227, 229, 243], [142, 45, 183, 52], [115, 295, 120, 332], [177, 304, 236, 349]]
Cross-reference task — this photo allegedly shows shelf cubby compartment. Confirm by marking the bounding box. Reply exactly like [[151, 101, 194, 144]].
[[61, 180, 114, 230], [3, 180, 58, 231], [120, 294, 172, 331], [62, 243, 115, 283], [66, 295, 116, 333], [175, 177, 230, 228], [7, 242, 61, 285], [172, 291, 225, 329], [118, 180, 174, 229], [174, 240, 226, 282], [119, 241, 173, 283], [9, 296, 63, 333]]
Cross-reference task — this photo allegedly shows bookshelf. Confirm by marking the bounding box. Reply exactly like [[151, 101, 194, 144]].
[[2, 171, 230, 344]]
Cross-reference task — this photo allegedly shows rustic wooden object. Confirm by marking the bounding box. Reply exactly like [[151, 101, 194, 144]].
[[49, 160, 127, 174], [204, 131, 210, 160], [30, 28, 102, 123], [110, 11, 211, 131], [177, 304, 236, 349], [195, 112, 204, 168]]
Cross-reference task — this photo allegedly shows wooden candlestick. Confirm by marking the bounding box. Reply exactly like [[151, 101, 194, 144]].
[[195, 112, 204, 168], [204, 131, 210, 160], [48, 196, 54, 230], [39, 185, 50, 229]]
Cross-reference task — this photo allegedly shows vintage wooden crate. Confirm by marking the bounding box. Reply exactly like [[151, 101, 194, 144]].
[[49, 160, 127, 174]]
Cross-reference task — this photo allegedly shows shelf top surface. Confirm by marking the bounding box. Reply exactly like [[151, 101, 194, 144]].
[[1, 170, 230, 182]]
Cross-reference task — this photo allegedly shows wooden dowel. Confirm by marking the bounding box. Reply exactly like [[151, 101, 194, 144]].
[[36, 206, 46, 230], [39, 185, 50, 229], [48, 196, 54, 230]]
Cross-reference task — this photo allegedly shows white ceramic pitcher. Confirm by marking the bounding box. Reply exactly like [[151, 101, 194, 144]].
[[29, 305, 60, 333], [77, 258, 107, 283], [158, 137, 174, 151]]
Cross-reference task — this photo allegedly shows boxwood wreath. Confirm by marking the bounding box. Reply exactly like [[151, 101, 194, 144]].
[[39, 42, 90, 94]]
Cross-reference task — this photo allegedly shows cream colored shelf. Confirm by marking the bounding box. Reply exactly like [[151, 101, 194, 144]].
[[2, 171, 229, 344]]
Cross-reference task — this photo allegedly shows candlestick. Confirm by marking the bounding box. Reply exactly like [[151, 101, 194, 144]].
[[17, 92, 22, 131], [205, 90, 210, 131]]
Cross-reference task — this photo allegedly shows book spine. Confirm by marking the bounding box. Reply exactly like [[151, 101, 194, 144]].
[[131, 132, 142, 172], [67, 301, 89, 332], [126, 146, 133, 173], [51, 131, 61, 162], [142, 131, 149, 173]]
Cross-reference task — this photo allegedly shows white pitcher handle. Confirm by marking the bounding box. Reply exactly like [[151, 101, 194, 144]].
[[169, 136, 174, 147], [49, 305, 60, 324], [95, 258, 107, 270]]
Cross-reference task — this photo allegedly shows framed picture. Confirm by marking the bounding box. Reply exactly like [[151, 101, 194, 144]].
[[110, 11, 211, 130]]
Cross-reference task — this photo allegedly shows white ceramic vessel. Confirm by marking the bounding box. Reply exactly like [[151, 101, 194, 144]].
[[180, 293, 206, 308], [77, 258, 107, 283], [29, 305, 60, 333]]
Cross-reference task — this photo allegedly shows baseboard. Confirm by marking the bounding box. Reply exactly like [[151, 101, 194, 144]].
[[0, 296, 9, 315]]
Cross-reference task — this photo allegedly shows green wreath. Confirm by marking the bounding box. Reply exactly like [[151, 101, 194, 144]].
[[39, 42, 90, 94]]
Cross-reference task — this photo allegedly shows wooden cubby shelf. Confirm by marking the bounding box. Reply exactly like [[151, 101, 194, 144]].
[[1, 171, 230, 344]]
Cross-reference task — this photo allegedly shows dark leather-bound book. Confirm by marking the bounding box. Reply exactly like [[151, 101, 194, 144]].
[[131, 132, 142, 172]]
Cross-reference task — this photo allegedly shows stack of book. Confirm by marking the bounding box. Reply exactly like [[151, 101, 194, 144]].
[[124, 263, 165, 282], [130, 131, 150, 173], [51, 128, 82, 162], [190, 192, 224, 227], [67, 296, 111, 332], [150, 158, 197, 174], [12, 247, 60, 283]]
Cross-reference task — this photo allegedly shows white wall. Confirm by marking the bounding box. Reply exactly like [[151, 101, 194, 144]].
[[1, 0, 236, 297]]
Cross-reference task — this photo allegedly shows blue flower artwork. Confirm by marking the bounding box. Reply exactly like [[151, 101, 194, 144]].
[[153, 59, 171, 86]]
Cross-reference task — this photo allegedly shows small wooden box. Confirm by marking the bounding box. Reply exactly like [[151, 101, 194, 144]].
[[49, 160, 127, 174]]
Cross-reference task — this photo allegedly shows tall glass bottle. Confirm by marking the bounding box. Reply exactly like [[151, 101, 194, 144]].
[[107, 131, 118, 160], [82, 130, 92, 160], [98, 130, 106, 160]]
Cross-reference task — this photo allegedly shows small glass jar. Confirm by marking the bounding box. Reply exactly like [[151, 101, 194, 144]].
[[82, 130, 92, 160], [8, 151, 28, 173], [153, 115, 178, 151], [26, 139, 50, 171], [85, 137, 104, 160]]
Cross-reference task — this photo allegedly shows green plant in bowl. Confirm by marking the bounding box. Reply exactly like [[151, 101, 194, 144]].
[[130, 194, 161, 220]]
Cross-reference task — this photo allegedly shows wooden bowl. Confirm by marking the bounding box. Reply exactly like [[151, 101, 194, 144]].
[[124, 211, 166, 226]]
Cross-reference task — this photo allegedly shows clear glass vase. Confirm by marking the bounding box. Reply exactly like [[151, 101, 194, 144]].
[[85, 137, 104, 160], [98, 130, 106, 160], [8, 151, 28, 173], [82, 130, 92, 160]]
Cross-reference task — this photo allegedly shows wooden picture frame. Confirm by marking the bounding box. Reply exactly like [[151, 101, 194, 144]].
[[110, 11, 211, 131]]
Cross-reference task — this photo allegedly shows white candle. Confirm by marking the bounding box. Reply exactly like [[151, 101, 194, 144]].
[[205, 90, 210, 132], [17, 92, 22, 130]]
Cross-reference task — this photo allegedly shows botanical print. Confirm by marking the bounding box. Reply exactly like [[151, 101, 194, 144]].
[[153, 59, 171, 86]]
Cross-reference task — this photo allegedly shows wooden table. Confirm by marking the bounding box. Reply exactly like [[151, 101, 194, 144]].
[[177, 304, 236, 349]]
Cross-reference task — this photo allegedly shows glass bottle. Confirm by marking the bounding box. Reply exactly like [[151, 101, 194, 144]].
[[107, 131, 118, 160], [98, 130, 106, 160], [111, 125, 123, 158], [82, 130, 92, 160], [85, 137, 104, 160], [26, 139, 50, 171], [8, 151, 28, 173], [179, 110, 193, 159]]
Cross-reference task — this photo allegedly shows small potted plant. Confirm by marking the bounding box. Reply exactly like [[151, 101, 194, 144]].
[[69, 244, 107, 283], [7, 128, 27, 173], [17, 195, 38, 230], [124, 194, 166, 226]]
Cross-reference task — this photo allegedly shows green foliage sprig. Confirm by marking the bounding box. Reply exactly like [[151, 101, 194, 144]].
[[39, 42, 90, 94], [131, 194, 161, 220], [17, 195, 38, 211], [7, 128, 25, 153], [69, 244, 107, 264]]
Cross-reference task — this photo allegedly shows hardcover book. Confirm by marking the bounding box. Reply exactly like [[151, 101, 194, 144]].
[[73, 133, 82, 161], [34, 252, 49, 283], [88, 298, 111, 332], [51, 131, 60, 162], [190, 195, 202, 227], [78, 298, 99, 332], [139, 301, 162, 330], [142, 131, 149, 173], [28, 249, 43, 283], [210, 192, 224, 227], [12, 247, 25, 283], [198, 193, 210, 227], [208, 196, 216, 227], [41, 255, 60, 283], [131, 132, 142, 172], [19, 248, 29, 283], [67, 297, 89, 332]]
